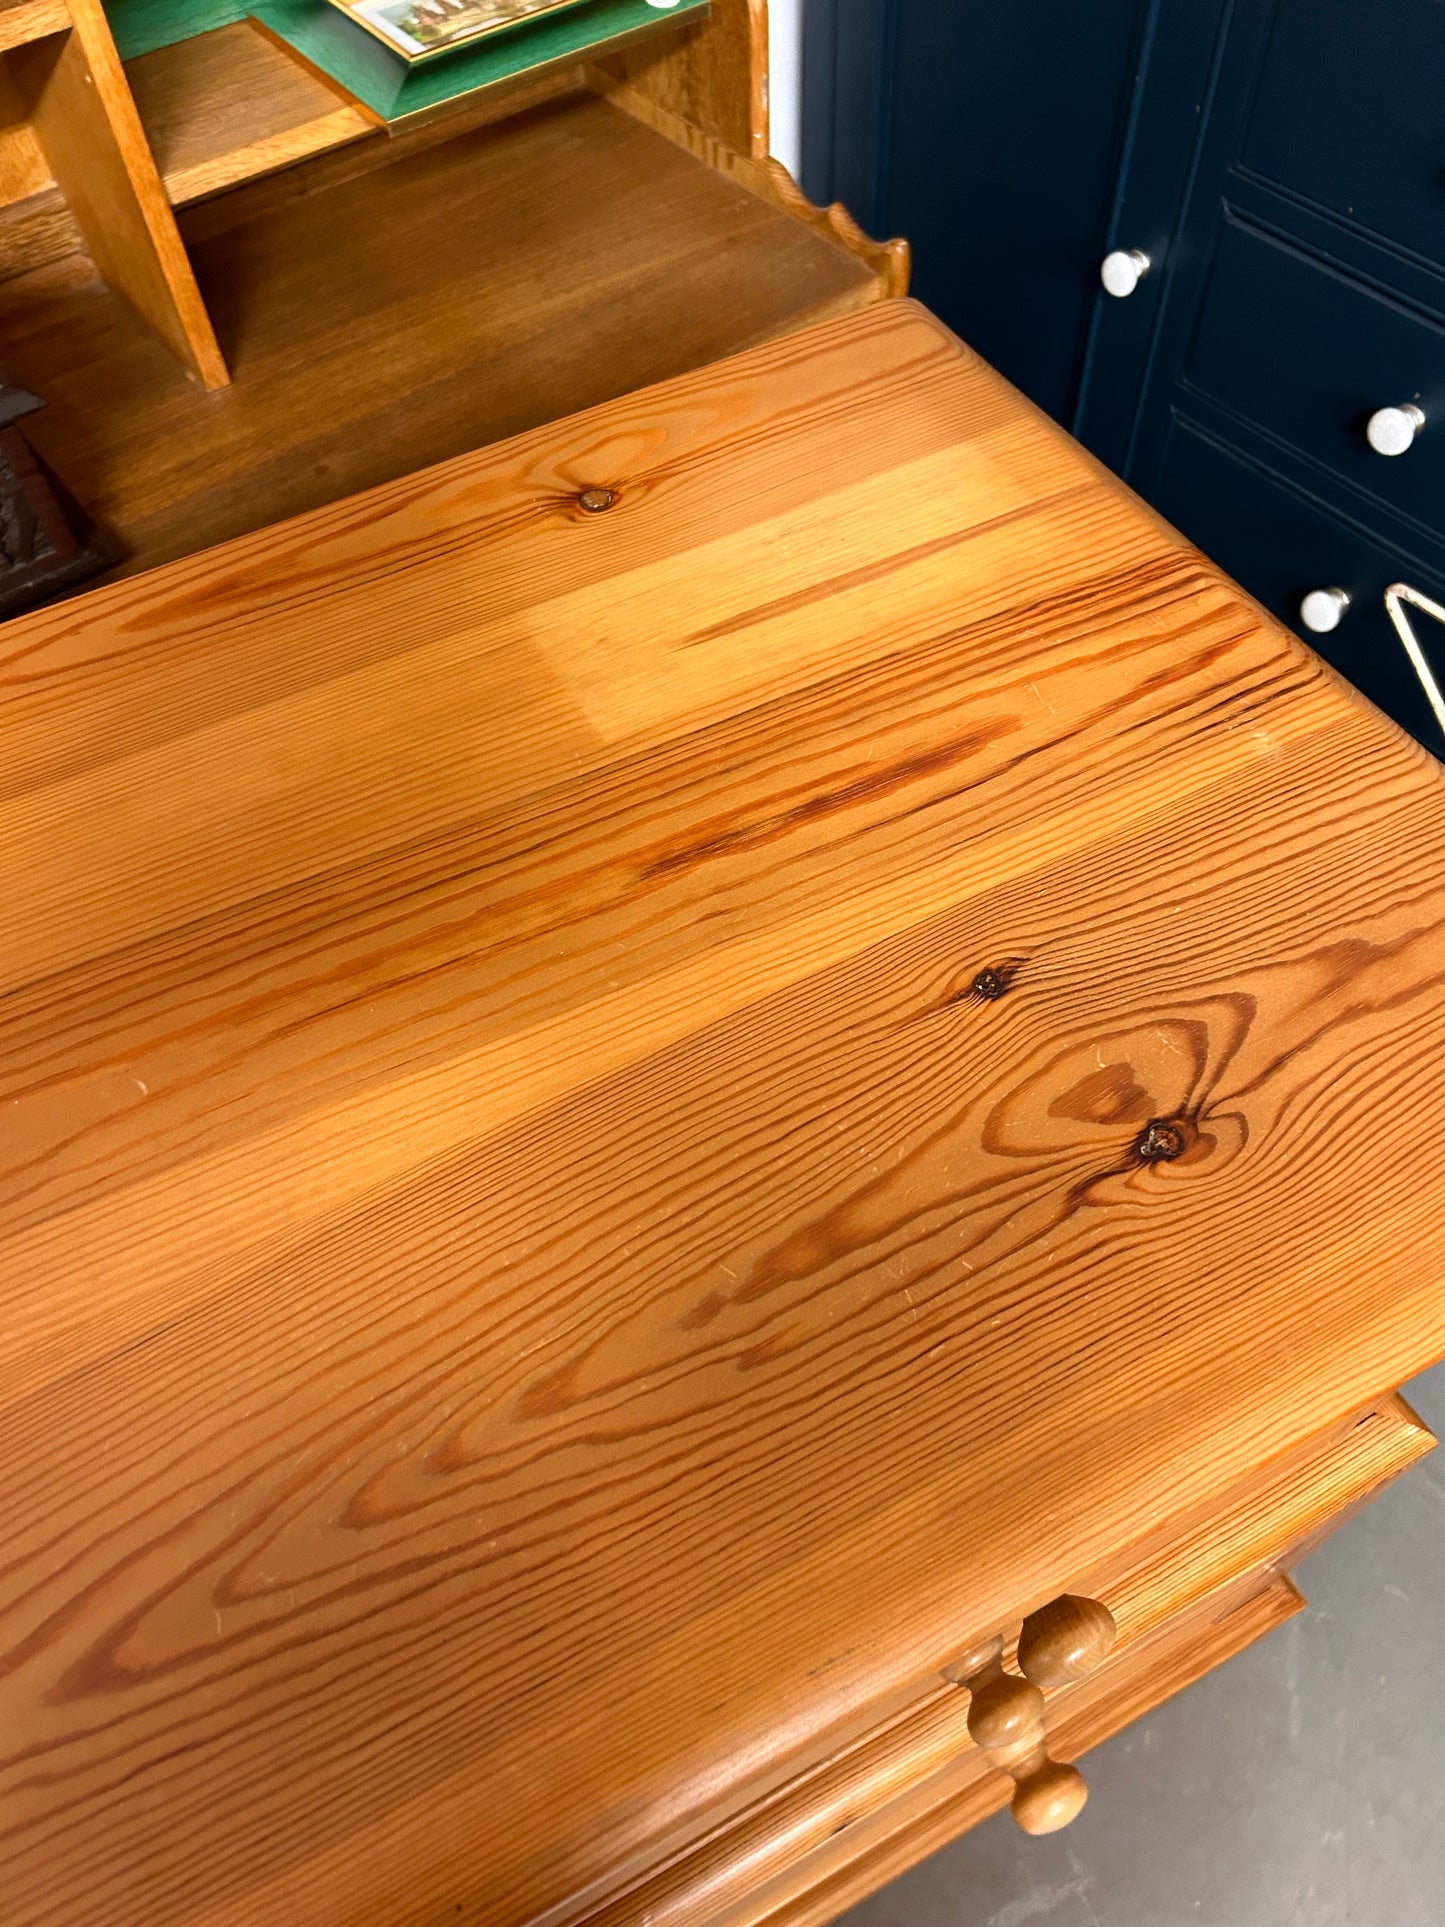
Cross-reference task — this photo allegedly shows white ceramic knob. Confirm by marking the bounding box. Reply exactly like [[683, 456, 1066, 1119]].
[[1100, 249, 1151, 298], [1300, 586, 1351, 634], [1366, 403, 1425, 457]]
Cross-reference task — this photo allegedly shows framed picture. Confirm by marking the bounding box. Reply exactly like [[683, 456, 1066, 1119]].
[[329, 0, 595, 63]]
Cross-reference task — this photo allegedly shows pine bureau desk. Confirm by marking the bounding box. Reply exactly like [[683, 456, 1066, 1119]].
[[4, 301, 1445, 1927]]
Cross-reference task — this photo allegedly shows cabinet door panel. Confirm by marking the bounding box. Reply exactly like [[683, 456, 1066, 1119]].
[[876, 0, 1152, 426], [1155, 418, 1445, 756], [1240, 0, 1445, 270], [1185, 216, 1445, 535]]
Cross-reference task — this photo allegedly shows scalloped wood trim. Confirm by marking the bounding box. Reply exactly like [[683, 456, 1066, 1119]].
[[752, 149, 910, 297], [587, 64, 910, 299]]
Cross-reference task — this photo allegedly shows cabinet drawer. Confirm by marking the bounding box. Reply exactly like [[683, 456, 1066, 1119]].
[[1185, 218, 1445, 538], [1240, 0, 1445, 270], [738, 1576, 1305, 1927], [563, 1396, 1432, 1927], [1155, 415, 1445, 756]]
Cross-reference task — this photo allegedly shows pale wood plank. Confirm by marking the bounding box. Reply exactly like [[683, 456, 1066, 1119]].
[[0, 0, 67, 57]]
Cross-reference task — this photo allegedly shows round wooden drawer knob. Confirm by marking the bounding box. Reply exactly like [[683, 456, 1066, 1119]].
[[966, 1671, 1046, 1756], [1012, 1759, 1089, 1835], [945, 1593, 1117, 1837], [1017, 1593, 1118, 1688]]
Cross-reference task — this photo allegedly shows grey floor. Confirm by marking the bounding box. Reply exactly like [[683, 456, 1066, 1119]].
[[840, 1361, 1445, 1927]]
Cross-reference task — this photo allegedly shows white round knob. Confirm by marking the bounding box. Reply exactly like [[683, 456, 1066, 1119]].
[[1100, 249, 1151, 298], [1300, 586, 1351, 634], [1366, 403, 1425, 457]]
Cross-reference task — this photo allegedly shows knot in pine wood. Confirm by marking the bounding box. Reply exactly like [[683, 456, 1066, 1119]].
[[1135, 1117, 1189, 1163], [968, 960, 1022, 1002]]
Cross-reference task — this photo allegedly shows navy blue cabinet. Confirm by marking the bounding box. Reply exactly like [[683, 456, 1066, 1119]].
[[805, 0, 1161, 428], [806, 0, 1445, 756]]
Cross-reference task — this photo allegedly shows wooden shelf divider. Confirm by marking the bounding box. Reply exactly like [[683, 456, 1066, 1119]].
[[124, 20, 376, 206], [0, 90, 883, 580], [7, 0, 227, 383], [0, 0, 68, 55]]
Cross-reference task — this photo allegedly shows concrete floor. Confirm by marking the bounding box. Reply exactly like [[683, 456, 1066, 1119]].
[[840, 1361, 1445, 1927]]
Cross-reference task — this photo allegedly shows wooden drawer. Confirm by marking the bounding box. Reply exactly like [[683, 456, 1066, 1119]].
[[555, 1396, 1433, 1927], [1154, 412, 1445, 755], [1184, 216, 1445, 538], [756, 1575, 1306, 1927]]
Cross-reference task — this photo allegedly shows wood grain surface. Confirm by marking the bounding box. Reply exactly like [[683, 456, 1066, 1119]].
[[0, 91, 877, 582], [4, 302, 1445, 1927], [590, 65, 909, 296], [599, 0, 767, 156], [0, 180, 80, 278], [0, 0, 67, 56], [124, 20, 376, 205], [0, 58, 53, 209]]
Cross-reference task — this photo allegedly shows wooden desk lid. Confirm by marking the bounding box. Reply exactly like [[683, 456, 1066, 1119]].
[[4, 302, 1445, 1926]]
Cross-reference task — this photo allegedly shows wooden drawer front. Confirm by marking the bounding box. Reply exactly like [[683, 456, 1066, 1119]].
[[1184, 217, 1445, 537], [1154, 414, 1445, 756], [742, 1576, 1305, 1927], [564, 1397, 1432, 1927], [1075, 1395, 1431, 1647], [1239, 0, 1445, 270]]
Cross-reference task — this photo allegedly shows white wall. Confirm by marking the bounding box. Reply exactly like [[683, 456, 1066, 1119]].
[[768, 0, 804, 179]]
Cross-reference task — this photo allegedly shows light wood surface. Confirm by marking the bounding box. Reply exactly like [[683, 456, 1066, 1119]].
[[600, 0, 767, 155], [9, 0, 227, 386], [125, 20, 377, 205], [0, 92, 878, 581], [0, 0, 66, 56], [4, 302, 1445, 1926]]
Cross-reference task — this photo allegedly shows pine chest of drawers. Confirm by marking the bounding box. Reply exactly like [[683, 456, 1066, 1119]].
[[3, 301, 1445, 1926]]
